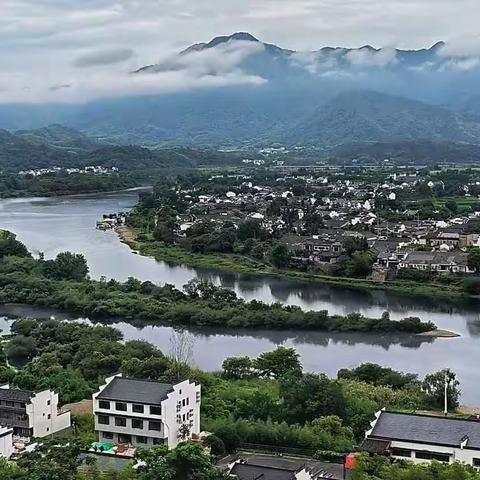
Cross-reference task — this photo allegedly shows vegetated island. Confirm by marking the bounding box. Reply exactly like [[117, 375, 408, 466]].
[[0, 230, 437, 335]]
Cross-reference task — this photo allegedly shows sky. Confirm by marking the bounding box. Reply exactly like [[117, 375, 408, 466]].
[[2, 0, 480, 103]]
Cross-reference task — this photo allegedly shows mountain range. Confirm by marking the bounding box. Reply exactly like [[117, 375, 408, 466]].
[[1, 33, 480, 151]]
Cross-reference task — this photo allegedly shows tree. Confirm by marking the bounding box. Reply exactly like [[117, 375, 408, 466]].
[[0, 231, 29, 259], [42, 252, 89, 281], [136, 442, 224, 480], [0, 457, 24, 479], [279, 373, 347, 424], [6, 335, 37, 363], [269, 243, 291, 269], [203, 435, 226, 457], [445, 198, 458, 214], [17, 439, 84, 480], [422, 368, 461, 410], [468, 248, 480, 272], [222, 357, 253, 380], [338, 363, 418, 390], [253, 347, 302, 379]]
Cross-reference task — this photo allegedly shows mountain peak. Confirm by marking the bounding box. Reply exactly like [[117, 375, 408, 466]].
[[180, 32, 260, 55]]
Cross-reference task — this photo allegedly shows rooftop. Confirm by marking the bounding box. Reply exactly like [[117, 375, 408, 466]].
[[369, 411, 480, 449], [0, 388, 33, 403], [97, 378, 173, 405]]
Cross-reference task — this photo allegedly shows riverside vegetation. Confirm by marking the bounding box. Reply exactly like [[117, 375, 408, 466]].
[[0, 312, 464, 479], [0, 230, 435, 334]]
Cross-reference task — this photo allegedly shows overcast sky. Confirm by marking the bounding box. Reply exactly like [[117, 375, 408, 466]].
[[2, 0, 480, 103]]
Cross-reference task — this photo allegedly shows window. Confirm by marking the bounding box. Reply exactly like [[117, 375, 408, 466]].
[[196, 392, 201, 403], [182, 399, 186, 407], [132, 419, 143, 429], [186, 397, 189, 406], [473, 458, 480, 468], [47, 400, 51, 406], [136, 436, 147, 444], [99, 400, 110, 409], [132, 404, 144, 414], [115, 417, 127, 427], [118, 434, 131, 444], [98, 415, 110, 425], [150, 406, 161, 416], [103, 432, 114, 440], [415, 451, 450, 463], [6, 401, 13, 407], [115, 402, 127, 412], [391, 448, 411, 458], [153, 438, 164, 446], [47, 414, 51, 420], [149, 421, 162, 431]]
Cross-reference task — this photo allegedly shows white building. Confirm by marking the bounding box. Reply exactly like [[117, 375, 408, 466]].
[[0, 427, 13, 459], [363, 410, 480, 467], [93, 375, 201, 449], [0, 385, 71, 439]]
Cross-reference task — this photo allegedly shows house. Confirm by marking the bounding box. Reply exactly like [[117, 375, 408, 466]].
[[0, 385, 70, 439], [224, 453, 345, 480], [362, 410, 480, 467], [93, 375, 201, 450], [398, 251, 474, 274]]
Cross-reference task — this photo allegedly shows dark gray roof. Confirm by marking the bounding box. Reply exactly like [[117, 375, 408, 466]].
[[370, 412, 480, 449], [360, 438, 391, 454], [97, 378, 173, 405], [0, 388, 33, 403], [230, 464, 295, 480]]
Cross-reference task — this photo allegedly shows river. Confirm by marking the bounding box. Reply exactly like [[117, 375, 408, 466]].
[[1, 191, 480, 403]]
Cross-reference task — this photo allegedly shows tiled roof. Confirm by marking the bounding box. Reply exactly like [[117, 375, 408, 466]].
[[370, 412, 480, 449], [97, 378, 173, 405]]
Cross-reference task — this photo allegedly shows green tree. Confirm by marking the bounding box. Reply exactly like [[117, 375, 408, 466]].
[[136, 442, 224, 480], [222, 357, 253, 380], [42, 252, 89, 281], [253, 347, 302, 379], [0, 231, 29, 259], [279, 373, 347, 424], [269, 243, 291, 269], [422, 368, 461, 410], [468, 248, 480, 272]]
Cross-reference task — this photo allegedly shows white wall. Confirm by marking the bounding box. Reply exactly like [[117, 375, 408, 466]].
[[161, 379, 201, 449], [0, 427, 13, 459], [27, 390, 71, 438], [390, 440, 480, 466]]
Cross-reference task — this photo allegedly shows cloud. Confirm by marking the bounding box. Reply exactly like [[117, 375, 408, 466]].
[[437, 35, 480, 59], [74, 48, 134, 67], [0, 39, 267, 104], [346, 46, 397, 66], [2, 0, 480, 103]]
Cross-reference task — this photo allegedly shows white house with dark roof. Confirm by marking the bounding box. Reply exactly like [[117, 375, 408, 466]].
[[93, 374, 201, 449], [363, 410, 480, 468], [0, 385, 70, 439]]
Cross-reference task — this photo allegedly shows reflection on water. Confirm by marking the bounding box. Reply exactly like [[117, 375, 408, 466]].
[[1, 193, 480, 403]]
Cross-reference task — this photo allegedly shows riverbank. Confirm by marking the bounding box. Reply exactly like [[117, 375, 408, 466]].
[[116, 226, 470, 301]]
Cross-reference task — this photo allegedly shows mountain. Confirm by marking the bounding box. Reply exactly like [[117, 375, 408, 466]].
[[284, 90, 480, 146], [15, 124, 98, 151], [331, 140, 480, 164], [0, 125, 245, 174], [1, 33, 480, 149]]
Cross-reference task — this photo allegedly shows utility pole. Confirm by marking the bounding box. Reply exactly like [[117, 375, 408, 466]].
[[444, 371, 449, 417]]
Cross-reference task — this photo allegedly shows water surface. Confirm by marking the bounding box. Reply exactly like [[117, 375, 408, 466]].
[[1, 192, 479, 403]]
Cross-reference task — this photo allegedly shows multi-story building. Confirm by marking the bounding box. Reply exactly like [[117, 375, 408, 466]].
[[0, 385, 71, 439], [362, 410, 480, 467], [93, 375, 201, 449]]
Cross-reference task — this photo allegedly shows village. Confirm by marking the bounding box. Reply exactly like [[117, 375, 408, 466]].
[[136, 166, 480, 288]]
